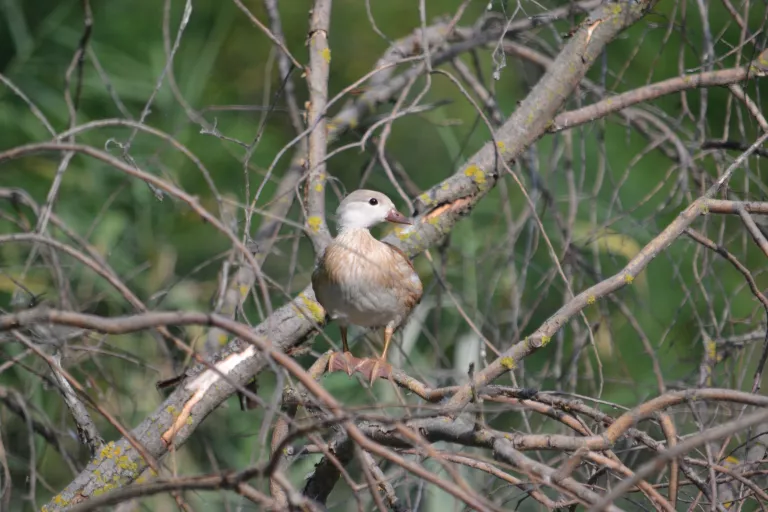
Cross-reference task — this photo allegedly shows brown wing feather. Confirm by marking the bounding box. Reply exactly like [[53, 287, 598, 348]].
[[311, 245, 345, 304], [382, 242, 423, 311], [317, 241, 355, 284], [382, 242, 416, 272]]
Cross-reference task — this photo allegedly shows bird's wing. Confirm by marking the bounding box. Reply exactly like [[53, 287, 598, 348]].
[[381, 241, 415, 272], [311, 248, 335, 303], [315, 242, 348, 284], [381, 241, 423, 309]]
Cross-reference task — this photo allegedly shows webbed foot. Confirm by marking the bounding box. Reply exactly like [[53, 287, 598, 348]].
[[327, 353, 393, 384], [353, 357, 392, 385], [328, 351, 358, 376]]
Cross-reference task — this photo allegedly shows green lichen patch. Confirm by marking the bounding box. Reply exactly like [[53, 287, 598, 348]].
[[307, 216, 322, 232], [294, 292, 326, 322], [464, 165, 486, 185]]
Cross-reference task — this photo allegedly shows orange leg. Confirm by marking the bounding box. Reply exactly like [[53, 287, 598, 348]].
[[340, 325, 350, 353], [353, 326, 395, 385], [380, 325, 394, 361]]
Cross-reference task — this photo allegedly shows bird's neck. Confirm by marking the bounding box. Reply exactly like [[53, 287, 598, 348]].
[[336, 226, 375, 241], [331, 227, 387, 263]]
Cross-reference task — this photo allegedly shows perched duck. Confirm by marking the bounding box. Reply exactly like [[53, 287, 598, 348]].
[[311, 189, 423, 381]]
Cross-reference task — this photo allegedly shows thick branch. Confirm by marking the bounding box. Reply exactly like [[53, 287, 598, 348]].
[[304, 0, 333, 253]]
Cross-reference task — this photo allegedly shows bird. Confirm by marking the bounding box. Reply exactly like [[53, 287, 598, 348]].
[[311, 189, 423, 382]]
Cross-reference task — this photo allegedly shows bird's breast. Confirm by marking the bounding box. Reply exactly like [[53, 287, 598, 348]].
[[312, 230, 423, 327]]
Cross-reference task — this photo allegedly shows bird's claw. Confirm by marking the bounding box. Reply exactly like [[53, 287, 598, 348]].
[[327, 352, 392, 384]]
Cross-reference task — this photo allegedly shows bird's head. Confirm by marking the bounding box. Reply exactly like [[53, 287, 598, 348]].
[[336, 189, 411, 231]]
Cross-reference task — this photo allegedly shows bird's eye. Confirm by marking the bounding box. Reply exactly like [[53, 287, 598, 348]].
[[368, 198, 378, 206]]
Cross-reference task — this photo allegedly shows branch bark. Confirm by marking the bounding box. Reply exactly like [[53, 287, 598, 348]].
[[304, 0, 333, 254]]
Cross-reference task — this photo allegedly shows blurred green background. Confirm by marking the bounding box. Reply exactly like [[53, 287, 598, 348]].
[[2, 0, 768, 510]]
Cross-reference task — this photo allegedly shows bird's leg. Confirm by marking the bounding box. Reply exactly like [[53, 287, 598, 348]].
[[355, 326, 394, 385], [328, 325, 357, 376], [341, 325, 349, 353], [381, 325, 394, 361]]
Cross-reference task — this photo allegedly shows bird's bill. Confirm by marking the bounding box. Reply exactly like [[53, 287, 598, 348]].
[[385, 209, 412, 225]]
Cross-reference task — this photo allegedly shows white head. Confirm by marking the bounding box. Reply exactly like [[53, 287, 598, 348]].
[[336, 189, 411, 231]]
